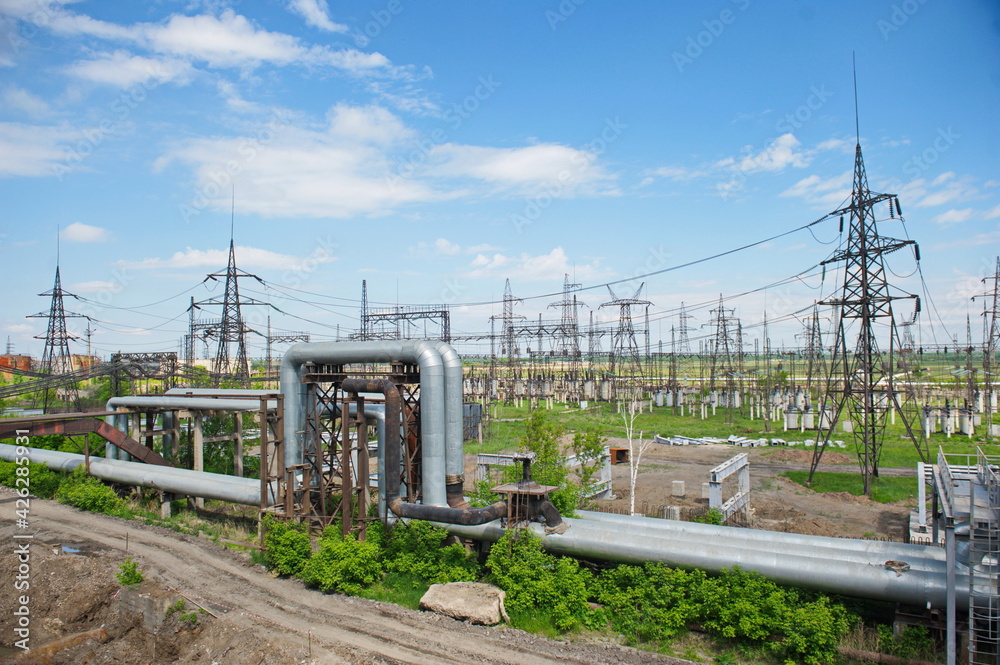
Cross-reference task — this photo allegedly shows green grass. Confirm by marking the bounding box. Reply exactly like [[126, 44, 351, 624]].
[[783, 471, 917, 503], [357, 572, 428, 610]]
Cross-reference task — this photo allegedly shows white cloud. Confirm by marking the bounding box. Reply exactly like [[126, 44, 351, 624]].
[[931, 171, 955, 186], [326, 103, 412, 145], [12, 5, 390, 76], [65, 51, 193, 88], [779, 170, 852, 208], [723, 133, 812, 173], [61, 222, 110, 242], [0, 122, 75, 177], [2, 86, 50, 115], [914, 175, 978, 208], [985, 204, 1000, 220], [815, 138, 850, 152], [3, 324, 33, 335], [70, 280, 119, 293], [428, 143, 612, 194], [931, 208, 975, 226], [143, 10, 387, 72], [119, 245, 336, 271], [645, 165, 705, 182], [287, 0, 347, 32], [410, 238, 461, 256], [157, 104, 441, 218], [462, 247, 609, 283]]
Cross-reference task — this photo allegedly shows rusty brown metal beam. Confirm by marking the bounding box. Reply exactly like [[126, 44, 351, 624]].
[[0, 416, 173, 467]]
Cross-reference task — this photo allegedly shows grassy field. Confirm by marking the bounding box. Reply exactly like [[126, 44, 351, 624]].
[[467, 399, 1000, 470], [783, 471, 919, 503]]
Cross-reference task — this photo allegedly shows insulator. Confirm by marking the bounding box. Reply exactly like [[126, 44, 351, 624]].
[[821, 265, 826, 281], [894, 197, 902, 216], [914, 244, 921, 262], [888, 198, 895, 218], [839, 215, 844, 233], [915, 297, 921, 313]]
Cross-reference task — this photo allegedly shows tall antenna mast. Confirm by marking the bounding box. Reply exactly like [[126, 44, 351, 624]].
[[853, 51, 860, 144]]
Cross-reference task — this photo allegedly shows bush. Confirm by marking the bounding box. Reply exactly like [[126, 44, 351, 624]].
[[0, 461, 62, 498], [593, 563, 707, 644], [382, 520, 480, 585], [55, 468, 129, 515], [116, 557, 144, 586], [261, 517, 312, 577], [485, 530, 592, 631], [299, 529, 383, 595], [698, 568, 849, 665]]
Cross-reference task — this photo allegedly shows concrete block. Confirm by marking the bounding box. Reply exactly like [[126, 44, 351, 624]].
[[671, 480, 685, 497]]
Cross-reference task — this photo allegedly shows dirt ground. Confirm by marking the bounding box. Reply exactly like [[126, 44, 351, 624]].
[[0, 441, 916, 664], [0, 491, 690, 665], [588, 439, 915, 540]]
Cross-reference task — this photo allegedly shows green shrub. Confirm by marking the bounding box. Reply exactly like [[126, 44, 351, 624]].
[[691, 507, 723, 525], [485, 530, 592, 631], [383, 520, 480, 584], [299, 529, 383, 595], [697, 568, 849, 665], [116, 557, 144, 586], [0, 461, 62, 498], [593, 563, 707, 644], [55, 468, 129, 515], [261, 517, 312, 577]]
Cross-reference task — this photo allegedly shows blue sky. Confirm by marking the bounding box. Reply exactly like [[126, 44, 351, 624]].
[[1, 0, 997, 361]]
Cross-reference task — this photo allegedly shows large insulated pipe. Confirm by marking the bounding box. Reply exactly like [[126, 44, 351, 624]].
[[442, 517, 970, 609], [341, 378, 506, 526], [577, 510, 949, 566], [280, 340, 449, 506], [434, 341, 467, 507], [0, 443, 273, 505], [104, 395, 278, 460]]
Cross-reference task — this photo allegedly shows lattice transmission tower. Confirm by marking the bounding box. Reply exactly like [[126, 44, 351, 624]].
[[191, 231, 268, 386], [600, 283, 651, 379], [547, 274, 585, 361], [27, 263, 91, 411], [808, 86, 925, 494], [490, 279, 526, 403], [975, 256, 1000, 440]]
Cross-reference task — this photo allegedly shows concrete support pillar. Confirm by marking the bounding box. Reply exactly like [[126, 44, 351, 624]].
[[160, 492, 174, 519]]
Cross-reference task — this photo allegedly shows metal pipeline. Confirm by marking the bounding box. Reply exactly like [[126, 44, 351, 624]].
[[441, 517, 970, 609], [104, 395, 278, 460], [281, 340, 449, 506], [576, 510, 950, 568], [434, 341, 468, 507], [0, 443, 274, 505], [340, 377, 507, 526]]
